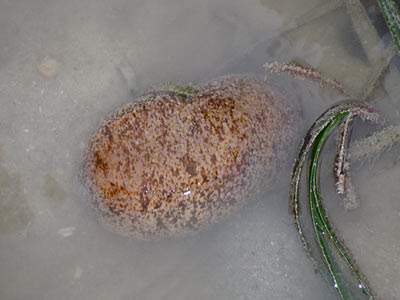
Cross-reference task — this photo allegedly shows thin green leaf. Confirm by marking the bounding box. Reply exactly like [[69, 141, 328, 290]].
[[377, 0, 400, 54], [309, 114, 373, 299], [290, 102, 377, 299]]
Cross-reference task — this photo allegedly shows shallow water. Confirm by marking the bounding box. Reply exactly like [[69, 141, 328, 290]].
[[1, 0, 400, 299]]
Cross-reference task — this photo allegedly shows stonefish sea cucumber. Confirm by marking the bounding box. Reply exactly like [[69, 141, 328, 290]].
[[82, 75, 298, 239]]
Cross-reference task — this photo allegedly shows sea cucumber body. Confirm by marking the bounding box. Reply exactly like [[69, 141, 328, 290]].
[[83, 75, 297, 239]]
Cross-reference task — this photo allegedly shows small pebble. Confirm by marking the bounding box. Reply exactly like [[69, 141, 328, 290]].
[[57, 226, 75, 237], [38, 57, 61, 78]]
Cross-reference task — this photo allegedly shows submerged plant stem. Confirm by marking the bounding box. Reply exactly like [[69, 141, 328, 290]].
[[264, 62, 348, 95]]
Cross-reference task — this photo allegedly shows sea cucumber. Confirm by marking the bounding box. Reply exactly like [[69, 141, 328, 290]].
[[82, 75, 298, 239]]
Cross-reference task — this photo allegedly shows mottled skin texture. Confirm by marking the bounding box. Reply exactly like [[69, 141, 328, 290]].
[[83, 75, 298, 239]]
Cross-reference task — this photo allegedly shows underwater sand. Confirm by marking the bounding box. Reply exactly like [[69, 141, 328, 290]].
[[1, 0, 400, 299]]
